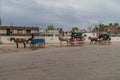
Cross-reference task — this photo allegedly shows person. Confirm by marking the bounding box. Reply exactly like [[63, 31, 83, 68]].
[[69, 34, 75, 42], [26, 34, 35, 43]]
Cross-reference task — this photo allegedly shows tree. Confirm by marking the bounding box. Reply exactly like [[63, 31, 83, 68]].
[[114, 23, 119, 26], [47, 24, 56, 30], [109, 23, 113, 26], [93, 26, 99, 32], [71, 27, 79, 32], [98, 23, 104, 31]]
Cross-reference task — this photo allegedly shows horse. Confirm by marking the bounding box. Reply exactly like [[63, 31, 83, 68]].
[[10, 37, 26, 48], [88, 36, 99, 45], [58, 37, 70, 47]]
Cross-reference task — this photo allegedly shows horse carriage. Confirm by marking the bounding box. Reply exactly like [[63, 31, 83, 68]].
[[88, 32, 111, 45], [28, 33, 46, 48], [30, 38, 46, 48], [59, 32, 86, 47], [69, 32, 86, 46], [98, 32, 111, 45], [10, 32, 46, 48]]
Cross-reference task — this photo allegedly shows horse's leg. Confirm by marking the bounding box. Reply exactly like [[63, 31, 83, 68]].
[[16, 43, 18, 48], [90, 41, 92, 45], [92, 41, 94, 45], [60, 40, 62, 47], [95, 41, 97, 45], [66, 40, 69, 47], [23, 42, 26, 48]]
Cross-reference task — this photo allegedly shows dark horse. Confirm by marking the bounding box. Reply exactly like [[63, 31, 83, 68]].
[[88, 36, 98, 45], [10, 37, 26, 48]]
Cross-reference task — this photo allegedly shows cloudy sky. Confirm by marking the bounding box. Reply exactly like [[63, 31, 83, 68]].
[[1, 0, 120, 30]]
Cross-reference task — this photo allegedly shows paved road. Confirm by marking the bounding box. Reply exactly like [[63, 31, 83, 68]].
[[0, 44, 120, 80]]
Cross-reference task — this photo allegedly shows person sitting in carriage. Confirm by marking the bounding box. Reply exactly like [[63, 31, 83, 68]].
[[70, 36, 75, 42], [26, 34, 35, 44], [69, 33, 75, 42]]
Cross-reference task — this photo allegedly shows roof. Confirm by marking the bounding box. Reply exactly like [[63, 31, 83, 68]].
[[1, 26, 39, 30]]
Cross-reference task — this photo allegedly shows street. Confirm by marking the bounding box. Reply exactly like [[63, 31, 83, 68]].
[[0, 44, 120, 80]]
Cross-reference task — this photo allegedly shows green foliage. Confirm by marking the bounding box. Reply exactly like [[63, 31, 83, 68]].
[[47, 24, 56, 30], [92, 22, 120, 32], [92, 22, 120, 37], [72, 27, 79, 32], [114, 23, 119, 26]]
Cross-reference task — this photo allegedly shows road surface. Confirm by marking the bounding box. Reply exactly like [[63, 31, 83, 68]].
[[0, 44, 120, 80]]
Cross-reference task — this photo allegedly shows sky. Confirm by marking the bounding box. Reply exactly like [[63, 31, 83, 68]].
[[1, 0, 120, 30]]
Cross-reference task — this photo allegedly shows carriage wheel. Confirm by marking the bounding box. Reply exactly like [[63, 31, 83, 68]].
[[30, 43, 36, 49], [38, 43, 45, 48]]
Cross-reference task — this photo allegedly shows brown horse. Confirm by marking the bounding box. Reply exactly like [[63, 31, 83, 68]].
[[10, 37, 26, 48]]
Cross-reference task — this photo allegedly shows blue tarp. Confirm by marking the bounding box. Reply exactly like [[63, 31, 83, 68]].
[[31, 39, 45, 43]]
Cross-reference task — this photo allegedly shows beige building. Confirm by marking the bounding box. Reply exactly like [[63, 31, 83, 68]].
[[1, 25, 39, 36]]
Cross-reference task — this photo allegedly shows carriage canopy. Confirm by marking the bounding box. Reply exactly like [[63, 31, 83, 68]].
[[71, 32, 86, 37]]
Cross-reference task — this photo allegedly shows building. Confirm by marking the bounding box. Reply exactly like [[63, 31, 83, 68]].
[[1, 25, 39, 36], [39, 29, 59, 36]]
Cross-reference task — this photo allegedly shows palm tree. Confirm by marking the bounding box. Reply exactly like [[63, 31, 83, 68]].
[[98, 23, 105, 32]]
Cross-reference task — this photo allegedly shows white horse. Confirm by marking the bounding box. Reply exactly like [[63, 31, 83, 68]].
[[58, 36, 70, 46]]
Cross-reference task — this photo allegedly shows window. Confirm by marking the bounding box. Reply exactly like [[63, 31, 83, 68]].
[[7, 29, 10, 36], [26, 30, 31, 34]]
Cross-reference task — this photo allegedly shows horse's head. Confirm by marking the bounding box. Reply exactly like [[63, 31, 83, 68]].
[[88, 36, 91, 40], [10, 37, 15, 41]]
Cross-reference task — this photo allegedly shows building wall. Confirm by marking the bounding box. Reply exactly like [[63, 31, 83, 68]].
[[0, 36, 60, 44], [1, 26, 39, 36], [39, 30, 59, 36], [1, 36, 120, 44]]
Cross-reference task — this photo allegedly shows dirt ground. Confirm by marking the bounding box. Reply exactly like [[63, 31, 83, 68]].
[[0, 43, 120, 80], [0, 42, 119, 53]]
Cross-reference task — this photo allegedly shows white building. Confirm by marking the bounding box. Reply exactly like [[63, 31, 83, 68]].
[[39, 29, 59, 36]]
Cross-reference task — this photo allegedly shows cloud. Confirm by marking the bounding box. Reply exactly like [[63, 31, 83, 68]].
[[1, 0, 120, 30]]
